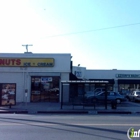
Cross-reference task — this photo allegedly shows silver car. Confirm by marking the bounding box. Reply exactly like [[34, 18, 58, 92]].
[[126, 91, 140, 102], [86, 91, 127, 104]]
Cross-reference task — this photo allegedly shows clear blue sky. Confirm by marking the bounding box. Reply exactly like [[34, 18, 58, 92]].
[[0, 0, 140, 70]]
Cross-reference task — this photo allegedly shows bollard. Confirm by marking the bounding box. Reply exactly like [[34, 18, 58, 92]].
[[111, 100, 117, 109], [9, 103, 12, 109]]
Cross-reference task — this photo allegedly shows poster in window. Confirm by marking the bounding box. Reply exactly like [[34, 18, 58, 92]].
[[41, 77, 52, 82], [1, 83, 16, 106]]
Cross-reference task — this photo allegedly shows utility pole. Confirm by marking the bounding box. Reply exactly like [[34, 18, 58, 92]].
[[22, 44, 33, 52]]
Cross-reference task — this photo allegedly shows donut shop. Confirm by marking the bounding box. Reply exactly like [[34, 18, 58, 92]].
[[0, 52, 71, 105]]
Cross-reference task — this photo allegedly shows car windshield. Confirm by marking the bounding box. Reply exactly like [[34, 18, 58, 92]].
[[115, 92, 121, 96], [136, 92, 140, 95]]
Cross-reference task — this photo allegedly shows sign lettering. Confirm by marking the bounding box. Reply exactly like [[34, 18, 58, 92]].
[[116, 74, 140, 78], [0, 58, 54, 67]]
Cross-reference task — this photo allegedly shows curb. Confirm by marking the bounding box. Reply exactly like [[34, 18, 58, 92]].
[[0, 110, 140, 115], [0, 110, 28, 114], [37, 110, 88, 114], [97, 111, 132, 114], [37, 110, 133, 114]]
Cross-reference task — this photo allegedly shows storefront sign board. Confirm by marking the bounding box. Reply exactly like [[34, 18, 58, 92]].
[[0, 58, 54, 67]]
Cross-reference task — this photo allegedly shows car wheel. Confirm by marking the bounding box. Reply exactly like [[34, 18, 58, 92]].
[[126, 97, 131, 101], [116, 99, 121, 104], [133, 97, 136, 102]]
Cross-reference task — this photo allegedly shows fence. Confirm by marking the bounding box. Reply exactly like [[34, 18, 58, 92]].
[[60, 80, 109, 109]]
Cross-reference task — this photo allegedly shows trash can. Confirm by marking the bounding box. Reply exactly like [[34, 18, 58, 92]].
[[111, 100, 117, 109]]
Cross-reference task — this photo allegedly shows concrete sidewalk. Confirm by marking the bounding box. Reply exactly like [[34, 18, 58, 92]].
[[0, 102, 140, 114]]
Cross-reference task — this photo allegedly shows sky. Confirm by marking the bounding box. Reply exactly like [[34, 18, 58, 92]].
[[0, 0, 140, 70]]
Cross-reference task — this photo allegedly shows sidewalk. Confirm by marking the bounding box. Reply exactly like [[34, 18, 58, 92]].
[[0, 102, 140, 114]]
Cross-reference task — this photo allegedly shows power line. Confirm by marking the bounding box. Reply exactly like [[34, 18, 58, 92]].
[[45, 22, 140, 38]]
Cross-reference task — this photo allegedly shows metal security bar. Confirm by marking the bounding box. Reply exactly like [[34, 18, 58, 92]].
[[60, 80, 109, 109]]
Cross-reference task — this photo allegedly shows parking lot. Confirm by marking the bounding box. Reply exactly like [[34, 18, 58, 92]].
[[118, 100, 140, 107]]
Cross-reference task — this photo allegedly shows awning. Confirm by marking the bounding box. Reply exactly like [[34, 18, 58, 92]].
[[118, 79, 140, 84], [69, 73, 79, 80], [89, 79, 114, 84]]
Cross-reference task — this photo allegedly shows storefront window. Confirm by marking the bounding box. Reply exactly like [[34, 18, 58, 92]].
[[78, 84, 84, 96], [69, 83, 113, 99], [84, 84, 90, 92], [31, 76, 60, 102], [1, 83, 16, 106], [118, 84, 140, 95]]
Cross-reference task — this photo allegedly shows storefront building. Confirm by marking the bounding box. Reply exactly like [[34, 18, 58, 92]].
[[73, 66, 140, 95], [1, 52, 140, 105], [0, 53, 71, 105]]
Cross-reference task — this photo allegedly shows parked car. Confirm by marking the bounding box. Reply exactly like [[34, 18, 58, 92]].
[[86, 91, 127, 104], [126, 91, 140, 102]]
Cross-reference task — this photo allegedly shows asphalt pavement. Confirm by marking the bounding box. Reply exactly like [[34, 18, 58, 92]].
[[0, 113, 137, 140], [0, 101, 140, 114]]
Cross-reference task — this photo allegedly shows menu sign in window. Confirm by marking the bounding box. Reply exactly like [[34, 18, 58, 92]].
[[1, 83, 16, 106]]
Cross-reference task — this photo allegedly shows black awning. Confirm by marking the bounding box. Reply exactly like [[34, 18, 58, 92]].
[[118, 79, 140, 84], [69, 73, 79, 80], [89, 79, 114, 84]]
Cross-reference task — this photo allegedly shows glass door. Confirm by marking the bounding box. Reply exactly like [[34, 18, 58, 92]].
[[31, 76, 60, 102]]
